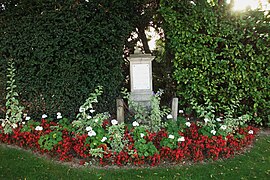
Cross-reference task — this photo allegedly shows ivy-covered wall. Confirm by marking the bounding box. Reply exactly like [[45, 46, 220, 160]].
[[0, 0, 136, 118], [160, 0, 270, 124]]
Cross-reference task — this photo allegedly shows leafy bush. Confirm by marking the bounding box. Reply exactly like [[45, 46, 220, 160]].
[[38, 131, 63, 151], [122, 89, 169, 132], [0, 0, 137, 118], [1, 59, 24, 134], [0, 70, 5, 117], [160, 1, 270, 125]]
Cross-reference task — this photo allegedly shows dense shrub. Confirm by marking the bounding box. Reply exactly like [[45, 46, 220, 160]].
[[160, 1, 270, 125], [0, 0, 137, 118]]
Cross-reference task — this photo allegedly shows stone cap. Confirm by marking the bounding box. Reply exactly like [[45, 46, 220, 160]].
[[129, 53, 155, 62]]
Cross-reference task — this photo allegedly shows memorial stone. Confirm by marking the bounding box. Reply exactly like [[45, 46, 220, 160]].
[[128, 49, 155, 108]]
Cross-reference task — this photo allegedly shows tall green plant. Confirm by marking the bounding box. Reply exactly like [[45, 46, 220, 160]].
[[72, 86, 109, 135], [1, 59, 24, 134], [0, 0, 138, 118], [191, 98, 252, 138], [160, 0, 270, 125], [122, 89, 169, 132]]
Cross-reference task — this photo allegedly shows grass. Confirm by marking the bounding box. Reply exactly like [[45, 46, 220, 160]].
[[0, 134, 269, 180]]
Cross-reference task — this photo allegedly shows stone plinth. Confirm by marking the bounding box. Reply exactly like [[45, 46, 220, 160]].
[[129, 53, 155, 108]]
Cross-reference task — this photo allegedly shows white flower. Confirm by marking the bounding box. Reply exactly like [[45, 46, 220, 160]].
[[25, 116, 31, 121], [185, 122, 191, 127], [177, 136, 185, 142], [79, 107, 85, 113], [86, 126, 92, 131], [88, 130, 96, 137], [132, 121, 139, 127], [211, 129, 216, 135], [216, 118, 222, 122], [57, 115, 62, 119], [22, 122, 25, 125], [140, 133, 145, 138], [42, 114, 48, 119], [89, 109, 95, 113], [204, 118, 210, 123], [101, 137, 107, 142], [111, 119, 118, 125], [57, 112, 61, 116], [168, 134, 175, 139], [220, 125, 227, 130], [1, 122, 5, 127], [87, 115, 92, 119], [179, 110, 184, 114], [167, 114, 173, 119], [248, 130, 254, 135], [35, 126, 43, 131], [11, 123, 18, 129]]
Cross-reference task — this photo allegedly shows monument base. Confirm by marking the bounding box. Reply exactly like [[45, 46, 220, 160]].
[[130, 90, 153, 109]]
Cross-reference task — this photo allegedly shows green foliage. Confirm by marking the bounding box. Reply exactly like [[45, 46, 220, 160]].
[[20, 120, 41, 133], [85, 127, 106, 149], [72, 86, 109, 135], [123, 89, 169, 132], [38, 131, 63, 151], [89, 148, 105, 159], [0, 68, 5, 118], [134, 140, 157, 158], [1, 59, 24, 134], [0, 0, 137, 118], [160, 0, 270, 125], [76, 86, 103, 121], [57, 118, 73, 132], [122, 88, 149, 124], [107, 123, 126, 153], [192, 99, 252, 138], [160, 120, 185, 149], [72, 112, 109, 135], [132, 126, 158, 157], [150, 90, 170, 132]]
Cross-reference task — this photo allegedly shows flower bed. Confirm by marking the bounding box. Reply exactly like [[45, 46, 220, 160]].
[[0, 55, 261, 167], [0, 117, 258, 167]]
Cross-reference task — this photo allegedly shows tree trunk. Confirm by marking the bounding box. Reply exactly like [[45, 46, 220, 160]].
[[137, 26, 151, 54]]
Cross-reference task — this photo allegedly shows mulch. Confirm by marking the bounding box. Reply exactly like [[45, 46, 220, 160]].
[[257, 127, 270, 136]]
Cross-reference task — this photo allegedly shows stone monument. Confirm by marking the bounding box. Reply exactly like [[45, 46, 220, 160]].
[[128, 48, 155, 108]]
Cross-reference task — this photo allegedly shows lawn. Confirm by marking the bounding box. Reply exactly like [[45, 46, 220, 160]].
[[0, 133, 269, 180]]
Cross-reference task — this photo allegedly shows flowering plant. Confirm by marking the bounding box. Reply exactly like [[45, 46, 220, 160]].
[[0, 115, 258, 166], [192, 99, 252, 138], [122, 88, 169, 132], [132, 126, 158, 157], [38, 130, 62, 151], [1, 59, 24, 134], [160, 120, 185, 149], [0, 87, 259, 167], [107, 121, 126, 153]]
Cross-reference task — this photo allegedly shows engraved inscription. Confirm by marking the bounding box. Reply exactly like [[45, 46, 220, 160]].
[[132, 64, 150, 90]]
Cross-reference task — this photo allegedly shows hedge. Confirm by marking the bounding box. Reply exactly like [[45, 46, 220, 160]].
[[160, 0, 270, 125], [0, 0, 137, 118]]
